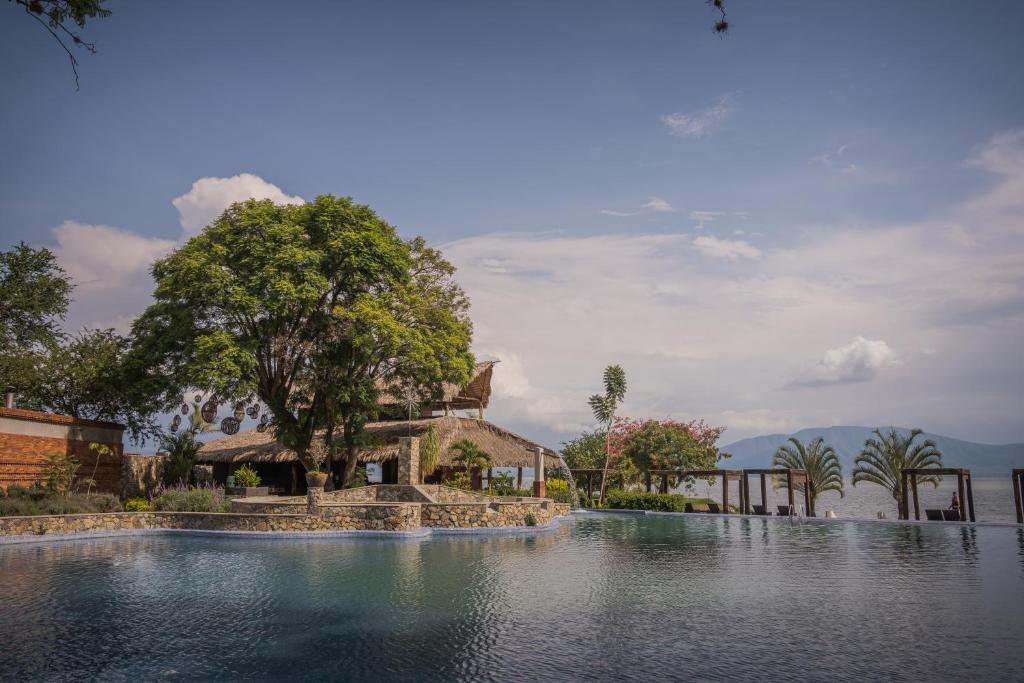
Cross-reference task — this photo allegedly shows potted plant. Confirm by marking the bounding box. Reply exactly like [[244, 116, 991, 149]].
[[227, 464, 269, 497], [305, 440, 330, 488]]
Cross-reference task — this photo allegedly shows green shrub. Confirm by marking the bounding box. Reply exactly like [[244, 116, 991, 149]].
[[543, 478, 575, 503], [524, 513, 537, 526], [605, 490, 688, 512], [232, 464, 261, 488], [487, 472, 532, 497], [0, 489, 122, 517], [344, 466, 368, 489], [152, 485, 231, 513], [450, 471, 472, 490], [124, 497, 152, 512], [44, 452, 80, 494]]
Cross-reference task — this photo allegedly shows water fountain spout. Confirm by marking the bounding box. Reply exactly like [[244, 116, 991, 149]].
[[556, 456, 581, 510]]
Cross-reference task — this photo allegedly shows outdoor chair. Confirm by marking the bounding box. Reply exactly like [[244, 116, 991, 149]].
[[925, 509, 944, 521], [777, 505, 792, 516], [752, 504, 769, 515], [707, 502, 721, 514], [942, 509, 962, 522]]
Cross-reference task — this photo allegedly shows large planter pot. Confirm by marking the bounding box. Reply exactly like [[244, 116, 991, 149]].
[[306, 472, 328, 488], [225, 486, 270, 498]]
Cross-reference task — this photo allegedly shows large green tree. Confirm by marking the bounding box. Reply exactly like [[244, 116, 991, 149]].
[[772, 436, 843, 517], [0, 242, 72, 397], [21, 328, 160, 443], [853, 428, 943, 519], [561, 430, 607, 470], [128, 195, 475, 484]]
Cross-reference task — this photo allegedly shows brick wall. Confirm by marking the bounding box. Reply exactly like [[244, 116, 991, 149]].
[[0, 408, 125, 495]]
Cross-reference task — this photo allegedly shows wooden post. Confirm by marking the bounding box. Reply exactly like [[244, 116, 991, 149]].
[[900, 472, 909, 520], [965, 474, 976, 523], [660, 473, 669, 494], [803, 480, 811, 516], [517, 466, 523, 489], [741, 473, 749, 513], [739, 477, 745, 514], [645, 471, 652, 493], [786, 470, 794, 511], [760, 474, 768, 513], [957, 472, 967, 523], [911, 472, 920, 521], [721, 476, 729, 514], [1013, 471, 1023, 524]]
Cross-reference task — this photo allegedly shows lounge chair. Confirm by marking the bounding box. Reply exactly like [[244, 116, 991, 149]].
[[684, 503, 695, 513], [777, 505, 792, 516], [707, 502, 721, 514], [925, 509, 944, 521], [752, 504, 769, 515], [942, 509, 962, 522]]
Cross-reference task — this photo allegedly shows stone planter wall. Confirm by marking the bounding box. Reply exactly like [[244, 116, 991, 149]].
[[318, 503, 421, 531]]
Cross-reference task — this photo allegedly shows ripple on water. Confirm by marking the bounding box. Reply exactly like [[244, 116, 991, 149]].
[[1, 516, 1022, 682]]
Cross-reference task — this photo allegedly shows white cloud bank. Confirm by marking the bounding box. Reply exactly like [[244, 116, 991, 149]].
[[444, 130, 1024, 443], [55, 173, 304, 331], [789, 337, 900, 387], [172, 173, 304, 235], [661, 95, 734, 138]]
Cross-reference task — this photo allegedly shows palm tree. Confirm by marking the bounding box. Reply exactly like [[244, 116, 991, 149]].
[[590, 364, 627, 506], [853, 428, 943, 519], [772, 437, 843, 517], [451, 439, 492, 488]]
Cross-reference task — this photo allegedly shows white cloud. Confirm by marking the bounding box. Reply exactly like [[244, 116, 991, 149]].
[[690, 210, 724, 228], [790, 337, 900, 387], [642, 197, 674, 213], [52, 221, 176, 332], [172, 173, 304, 235], [692, 235, 761, 260], [661, 95, 734, 138], [443, 133, 1024, 442], [53, 221, 175, 290], [52, 173, 305, 332], [599, 209, 635, 217]]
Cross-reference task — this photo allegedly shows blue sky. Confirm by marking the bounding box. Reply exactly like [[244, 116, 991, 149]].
[[2, 1, 1023, 447]]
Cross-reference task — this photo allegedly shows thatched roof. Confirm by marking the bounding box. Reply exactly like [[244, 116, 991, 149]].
[[377, 361, 495, 411], [196, 415, 560, 469]]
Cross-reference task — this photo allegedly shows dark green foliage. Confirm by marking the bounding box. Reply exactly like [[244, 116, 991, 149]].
[[11, 0, 112, 88], [161, 429, 202, 486], [524, 513, 537, 527], [128, 196, 475, 485], [451, 439, 491, 471], [487, 472, 531, 497], [853, 428, 943, 518], [232, 464, 261, 488], [43, 452, 80, 494], [344, 466, 368, 489], [772, 436, 843, 516], [0, 486, 121, 516], [21, 328, 160, 444], [560, 430, 607, 470], [0, 242, 71, 395], [604, 490, 713, 512]]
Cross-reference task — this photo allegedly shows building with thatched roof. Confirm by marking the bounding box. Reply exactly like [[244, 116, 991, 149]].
[[197, 362, 558, 493], [377, 361, 495, 419]]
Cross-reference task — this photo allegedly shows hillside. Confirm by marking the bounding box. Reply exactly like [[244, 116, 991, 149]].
[[720, 426, 1024, 477]]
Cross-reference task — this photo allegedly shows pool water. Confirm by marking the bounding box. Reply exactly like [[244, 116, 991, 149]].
[[2, 514, 1023, 682]]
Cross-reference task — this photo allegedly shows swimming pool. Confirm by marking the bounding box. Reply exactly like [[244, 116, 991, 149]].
[[1, 513, 1022, 681]]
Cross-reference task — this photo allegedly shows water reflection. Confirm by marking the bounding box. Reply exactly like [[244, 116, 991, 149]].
[[1, 517, 1022, 682]]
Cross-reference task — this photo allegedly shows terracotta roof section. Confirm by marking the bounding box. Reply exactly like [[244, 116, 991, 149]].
[[197, 415, 560, 469], [0, 407, 126, 431]]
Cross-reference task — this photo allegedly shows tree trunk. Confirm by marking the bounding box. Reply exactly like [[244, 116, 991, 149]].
[[598, 424, 611, 506], [340, 421, 358, 485]]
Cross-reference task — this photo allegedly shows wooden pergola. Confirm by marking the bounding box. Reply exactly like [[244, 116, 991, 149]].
[[1013, 469, 1024, 524], [741, 468, 808, 515], [646, 469, 745, 513], [901, 467, 975, 522]]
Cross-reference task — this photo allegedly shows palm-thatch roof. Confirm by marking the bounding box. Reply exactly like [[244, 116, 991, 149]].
[[196, 414, 560, 469], [377, 361, 495, 412]]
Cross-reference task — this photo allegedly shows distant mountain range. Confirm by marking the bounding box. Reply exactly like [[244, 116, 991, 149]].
[[720, 426, 1024, 477]]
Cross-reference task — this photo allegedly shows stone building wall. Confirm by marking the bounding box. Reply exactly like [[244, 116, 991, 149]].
[[121, 454, 166, 499]]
